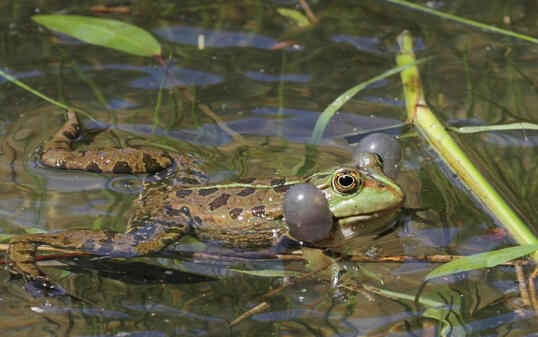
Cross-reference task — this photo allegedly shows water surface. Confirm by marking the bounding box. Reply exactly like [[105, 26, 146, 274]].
[[0, 1, 536, 336]]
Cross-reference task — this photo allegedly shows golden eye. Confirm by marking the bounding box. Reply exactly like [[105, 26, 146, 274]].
[[333, 168, 362, 194]]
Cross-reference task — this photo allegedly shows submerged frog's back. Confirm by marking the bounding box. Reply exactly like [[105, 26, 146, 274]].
[[168, 177, 293, 248]]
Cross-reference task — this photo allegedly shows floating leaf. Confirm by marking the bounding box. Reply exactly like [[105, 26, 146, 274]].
[[277, 8, 310, 27], [426, 244, 538, 280], [229, 268, 303, 277], [32, 15, 161, 57], [447, 122, 538, 134]]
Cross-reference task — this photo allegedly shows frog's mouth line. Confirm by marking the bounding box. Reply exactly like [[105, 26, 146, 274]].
[[336, 207, 399, 227]]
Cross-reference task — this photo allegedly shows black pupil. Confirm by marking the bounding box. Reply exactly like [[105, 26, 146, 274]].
[[338, 175, 354, 187]]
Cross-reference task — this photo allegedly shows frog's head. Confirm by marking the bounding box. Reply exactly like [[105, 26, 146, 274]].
[[306, 153, 404, 246]]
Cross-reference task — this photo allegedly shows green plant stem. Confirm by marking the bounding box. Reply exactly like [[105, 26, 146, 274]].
[[385, 0, 538, 44], [0, 68, 94, 120], [396, 30, 538, 263]]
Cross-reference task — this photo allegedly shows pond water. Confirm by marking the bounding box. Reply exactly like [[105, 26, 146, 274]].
[[0, 1, 536, 336]]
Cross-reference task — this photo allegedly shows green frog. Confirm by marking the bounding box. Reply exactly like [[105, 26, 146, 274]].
[[6, 110, 404, 289]]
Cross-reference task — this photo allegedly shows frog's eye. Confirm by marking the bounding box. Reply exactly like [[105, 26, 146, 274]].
[[333, 168, 362, 194]]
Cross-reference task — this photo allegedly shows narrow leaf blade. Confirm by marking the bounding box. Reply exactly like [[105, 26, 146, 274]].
[[310, 57, 431, 145], [32, 15, 161, 57], [426, 244, 538, 280], [448, 122, 538, 134], [229, 268, 303, 277]]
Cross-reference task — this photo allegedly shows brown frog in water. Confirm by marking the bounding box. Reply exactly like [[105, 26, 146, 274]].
[[6, 110, 404, 290]]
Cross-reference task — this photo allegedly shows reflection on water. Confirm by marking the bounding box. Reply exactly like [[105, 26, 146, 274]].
[[0, 0, 536, 336], [330, 35, 426, 55], [243, 70, 310, 82], [154, 25, 303, 50]]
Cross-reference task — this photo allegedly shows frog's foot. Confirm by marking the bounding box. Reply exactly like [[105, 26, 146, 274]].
[[38, 109, 174, 174], [6, 237, 68, 296], [6, 225, 190, 296]]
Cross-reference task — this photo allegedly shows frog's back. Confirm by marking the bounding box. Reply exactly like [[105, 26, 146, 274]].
[[158, 177, 293, 248]]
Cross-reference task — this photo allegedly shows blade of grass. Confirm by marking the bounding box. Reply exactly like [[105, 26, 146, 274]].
[[229, 268, 303, 277], [385, 0, 538, 44], [152, 72, 167, 135], [277, 52, 287, 139], [0, 68, 94, 120], [70, 59, 110, 109], [426, 244, 538, 280], [310, 57, 430, 145], [396, 30, 538, 263], [447, 122, 538, 134]]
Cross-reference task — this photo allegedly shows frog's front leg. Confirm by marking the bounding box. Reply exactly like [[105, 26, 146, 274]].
[[6, 221, 190, 288], [39, 109, 173, 174]]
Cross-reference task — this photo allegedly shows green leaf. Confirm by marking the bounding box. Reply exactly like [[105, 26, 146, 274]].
[[91, 217, 102, 230], [229, 268, 303, 277], [24, 227, 49, 234], [426, 244, 538, 280], [447, 122, 538, 134], [0, 233, 17, 242], [276, 8, 310, 27], [32, 15, 161, 57]]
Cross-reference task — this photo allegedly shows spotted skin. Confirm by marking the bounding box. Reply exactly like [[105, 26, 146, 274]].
[[39, 110, 173, 174], [6, 109, 405, 291]]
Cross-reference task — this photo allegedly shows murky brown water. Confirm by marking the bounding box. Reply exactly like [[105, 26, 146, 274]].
[[0, 1, 536, 336]]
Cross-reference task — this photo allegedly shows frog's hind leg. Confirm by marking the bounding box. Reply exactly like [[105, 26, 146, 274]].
[[39, 109, 173, 174], [6, 221, 191, 291]]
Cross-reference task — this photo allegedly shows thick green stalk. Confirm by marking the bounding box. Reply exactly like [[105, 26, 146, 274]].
[[396, 31, 538, 263]]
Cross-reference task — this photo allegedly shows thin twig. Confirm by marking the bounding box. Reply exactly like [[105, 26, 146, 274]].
[[191, 251, 303, 262], [229, 302, 270, 327], [528, 266, 538, 316], [348, 254, 531, 266], [0, 243, 530, 266], [514, 261, 531, 306], [298, 0, 319, 24]]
